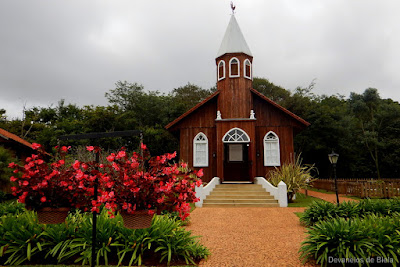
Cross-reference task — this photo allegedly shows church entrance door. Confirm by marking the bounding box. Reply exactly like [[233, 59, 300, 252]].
[[223, 143, 250, 181]]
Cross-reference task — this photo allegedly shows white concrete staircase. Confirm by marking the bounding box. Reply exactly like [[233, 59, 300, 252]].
[[202, 184, 279, 207]]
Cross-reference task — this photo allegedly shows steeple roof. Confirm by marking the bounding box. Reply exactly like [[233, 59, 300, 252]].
[[216, 15, 252, 58]]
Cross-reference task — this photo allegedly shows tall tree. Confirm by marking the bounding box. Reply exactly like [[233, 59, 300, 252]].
[[349, 88, 383, 178], [252, 77, 291, 105]]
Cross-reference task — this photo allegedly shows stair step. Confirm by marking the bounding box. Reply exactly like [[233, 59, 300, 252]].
[[213, 188, 266, 192], [203, 199, 278, 204], [202, 203, 280, 207], [210, 191, 271, 196], [206, 195, 275, 200], [216, 184, 262, 188]]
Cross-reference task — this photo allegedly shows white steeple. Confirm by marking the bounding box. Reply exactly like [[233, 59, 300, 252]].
[[216, 15, 252, 58]]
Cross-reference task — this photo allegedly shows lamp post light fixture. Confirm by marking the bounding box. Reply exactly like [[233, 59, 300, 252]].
[[328, 151, 340, 206]]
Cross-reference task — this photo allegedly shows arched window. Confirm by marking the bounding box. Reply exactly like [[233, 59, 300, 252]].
[[264, 131, 280, 166], [229, 57, 240, 77], [193, 132, 208, 167], [218, 60, 225, 81], [244, 59, 252, 79], [222, 128, 250, 143]]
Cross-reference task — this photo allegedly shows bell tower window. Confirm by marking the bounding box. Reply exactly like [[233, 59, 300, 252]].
[[229, 57, 240, 77], [244, 59, 252, 79], [218, 60, 225, 81]]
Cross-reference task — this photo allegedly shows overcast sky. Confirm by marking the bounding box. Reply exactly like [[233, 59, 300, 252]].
[[1, 0, 399, 119]]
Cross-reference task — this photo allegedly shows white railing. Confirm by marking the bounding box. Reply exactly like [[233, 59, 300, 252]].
[[195, 177, 221, 207], [255, 177, 288, 207]]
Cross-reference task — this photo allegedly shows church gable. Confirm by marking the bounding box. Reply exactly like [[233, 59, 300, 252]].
[[165, 92, 218, 132], [251, 88, 310, 129]]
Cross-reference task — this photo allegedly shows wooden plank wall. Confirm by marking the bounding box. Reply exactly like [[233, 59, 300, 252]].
[[173, 97, 218, 183], [216, 53, 253, 119], [253, 95, 296, 177]]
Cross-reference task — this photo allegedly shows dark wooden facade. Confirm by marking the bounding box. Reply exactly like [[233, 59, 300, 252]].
[[165, 17, 309, 183], [166, 67, 309, 183]]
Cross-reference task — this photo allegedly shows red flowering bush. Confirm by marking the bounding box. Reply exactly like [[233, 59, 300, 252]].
[[9, 144, 97, 210], [95, 144, 203, 220], [9, 143, 203, 220]]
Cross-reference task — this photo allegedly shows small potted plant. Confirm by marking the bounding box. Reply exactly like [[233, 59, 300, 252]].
[[97, 144, 203, 229], [9, 144, 95, 224]]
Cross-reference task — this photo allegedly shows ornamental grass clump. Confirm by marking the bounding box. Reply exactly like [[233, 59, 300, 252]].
[[267, 154, 317, 202], [0, 207, 210, 266], [301, 198, 400, 226], [299, 214, 400, 267]]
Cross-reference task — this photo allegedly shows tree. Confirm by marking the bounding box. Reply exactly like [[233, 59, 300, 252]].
[[169, 83, 214, 112], [0, 109, 6, 122], [252, 77, 291, 105], [349, 88, 383, 178]]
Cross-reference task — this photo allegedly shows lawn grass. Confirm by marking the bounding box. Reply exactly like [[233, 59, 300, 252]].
[[306, 187, 335, 194], [288, 192, 325, 207]]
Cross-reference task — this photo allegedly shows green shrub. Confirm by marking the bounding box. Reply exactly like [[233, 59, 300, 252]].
[[0, 211, 44, 265], [301, 198, 400, 226], [300, 214, 400, 267], [0, 146, 18, 190], [0, 200, 25, 217], [0, 204, 209, 266]]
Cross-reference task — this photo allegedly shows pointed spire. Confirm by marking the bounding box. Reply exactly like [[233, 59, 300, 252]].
[[216, 14, 252, 58]]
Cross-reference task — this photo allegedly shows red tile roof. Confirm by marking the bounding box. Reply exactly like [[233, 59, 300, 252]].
[[165, 91, 220, 130], [0, 128, 33, 149]]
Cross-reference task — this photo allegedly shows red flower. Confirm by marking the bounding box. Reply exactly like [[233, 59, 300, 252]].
[[107, 153, 115, 162], [8, 162, 17, 168], [22, 180, 29, 186], [40, 196, 46, 203], [196, 180, 202, 187], [117, 150, 126, 159], [73, 160, 80, 170], [61, 146, 70, 152], [197, 169, 204, 178], [31, 143, 41, 150]]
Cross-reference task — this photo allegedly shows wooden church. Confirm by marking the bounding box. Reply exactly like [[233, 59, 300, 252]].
[[166, 14, 309, 183]]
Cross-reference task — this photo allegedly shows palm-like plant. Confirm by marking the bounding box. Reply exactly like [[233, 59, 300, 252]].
[[267, 154, 317, 202]]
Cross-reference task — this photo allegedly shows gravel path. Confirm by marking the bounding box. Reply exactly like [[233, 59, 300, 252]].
[[186, 207, 317, 267], [299, 189, 359, 203]]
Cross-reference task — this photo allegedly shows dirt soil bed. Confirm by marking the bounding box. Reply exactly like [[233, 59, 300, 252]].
[[186, 207, 317, 267]]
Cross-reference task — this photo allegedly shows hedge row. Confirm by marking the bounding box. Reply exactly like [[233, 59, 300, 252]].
[[300, 198, 400, 226]]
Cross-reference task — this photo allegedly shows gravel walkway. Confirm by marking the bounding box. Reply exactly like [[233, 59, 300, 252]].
[[186, 207, 317, 267], [299, 189, 359, 203]]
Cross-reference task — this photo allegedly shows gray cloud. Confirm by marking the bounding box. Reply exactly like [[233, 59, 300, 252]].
[[1, 0, 399, 119]]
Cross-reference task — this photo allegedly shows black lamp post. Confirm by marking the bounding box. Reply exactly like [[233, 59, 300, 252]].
[[328, 151, 340, 206]]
